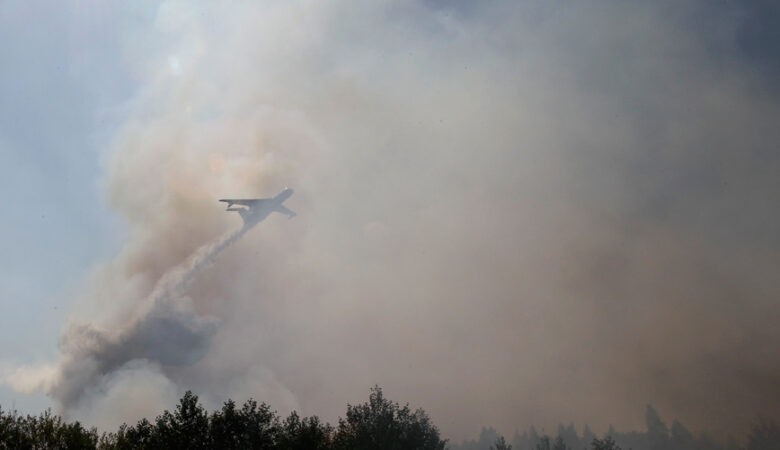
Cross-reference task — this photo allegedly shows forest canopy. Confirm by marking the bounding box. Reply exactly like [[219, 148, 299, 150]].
[[0, 387, 777, 449]]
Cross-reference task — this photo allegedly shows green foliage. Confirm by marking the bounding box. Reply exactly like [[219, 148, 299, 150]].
[[277, 411, 333, 450], [100, 394, 282, 450], [0, 406, 98, 449], [151, 391, 210, 449], [208, 399, 244, 449], [4, 393, 780, 450], [236, 398, 279, 448], [1, 386, 448, 449], [333, 386, 446, 450], [99, 419, 154, 449]]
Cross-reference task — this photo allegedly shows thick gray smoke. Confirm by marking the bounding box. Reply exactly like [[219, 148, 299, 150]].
[[5, 227, 251, 425], [4, 0, 780, 441]]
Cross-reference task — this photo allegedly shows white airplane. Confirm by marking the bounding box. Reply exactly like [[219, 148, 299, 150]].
[[220, 188, 296, 228]]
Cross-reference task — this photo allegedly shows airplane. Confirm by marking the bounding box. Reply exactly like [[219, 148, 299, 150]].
[[220, 187, 296, 228]]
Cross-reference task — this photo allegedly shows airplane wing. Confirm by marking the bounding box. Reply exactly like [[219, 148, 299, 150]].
[[275, 204, 296, 218], [219, 198, 269, 208]]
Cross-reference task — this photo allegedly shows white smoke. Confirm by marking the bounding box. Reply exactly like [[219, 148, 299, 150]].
[[3, 0, 780, 441], [5, 226, 252, 421]]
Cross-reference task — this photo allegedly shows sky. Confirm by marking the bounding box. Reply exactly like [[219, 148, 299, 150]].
[[0, 1, 139, 413], [1, 0, 779, 443]]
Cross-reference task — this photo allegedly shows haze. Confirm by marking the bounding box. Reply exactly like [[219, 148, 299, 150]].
[[1, 0, 778, 443]]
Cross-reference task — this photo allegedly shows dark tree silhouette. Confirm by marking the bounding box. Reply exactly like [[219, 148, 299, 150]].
[[645, 405, 669, 450], [103, 418, 154, 449], [333, 386, 446, 450], [551, 436, 570, 450], [209, 398, 278, 449], [557, 424, 578, 450], [746, 419, 780, 450], [238, 398, 280, 448], [670, 419, 695, 450], [209, 399, 245, 449], [491, 435, 512, 450], [591, 436, 622, 450], [0, 407, 98, 449], [4, 390, 780, 449], [582, 425, 597, 448], [153, 391, 210, 449], [277, 411, 333, 450]]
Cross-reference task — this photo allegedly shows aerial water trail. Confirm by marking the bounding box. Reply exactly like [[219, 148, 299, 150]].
[[174, 227, 248, 294], [5, 224, 253, 411], [136, 226, 248, 320]]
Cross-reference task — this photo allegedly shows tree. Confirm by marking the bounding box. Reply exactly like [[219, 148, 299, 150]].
[[591, 436, 621, 450], [152, 391, 210, 449], [490, 435, 512, 450], [60, 420, 100, 449], [277, 411, 333, 450], [746, 418, 780, 450], [0, 407, 97, 449], [582, 425, 596, 448], [557, 424, 579, 450], [527, 426, 542, 450], [477, 427, 501, 449], [552, 436, 570, 450], [536, 435, 551, 450], [237, 398, 279, 448], [645, 405, 668, 450], [210, 399, 250, 449], [669, 419, 694, 450], [0, 407, 31, 449], [99, 419, 154, 449], [333, 386, 446, 450]]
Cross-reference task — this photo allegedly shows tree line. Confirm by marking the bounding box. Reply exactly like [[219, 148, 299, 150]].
[[0, 386, 445, 449], [450, 406, 780, 450], [1, 388, 778, 449]]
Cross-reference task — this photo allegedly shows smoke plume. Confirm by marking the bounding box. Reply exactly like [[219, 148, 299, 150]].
[[6, 227, 250, 421], [4, 0, 780, 441]]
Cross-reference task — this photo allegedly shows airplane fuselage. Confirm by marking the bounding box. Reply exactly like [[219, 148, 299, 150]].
[[220, 188, 295, 230]]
